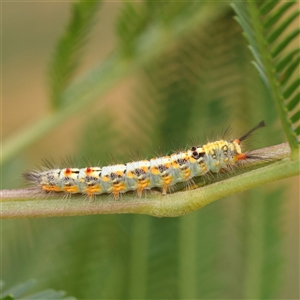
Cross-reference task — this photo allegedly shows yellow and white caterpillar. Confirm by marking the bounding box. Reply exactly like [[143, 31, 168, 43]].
[[24, 121, 265, 200]]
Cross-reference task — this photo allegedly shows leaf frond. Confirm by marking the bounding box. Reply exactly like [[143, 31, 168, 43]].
[[48, 1, 101, 109], [231, 1, 300, 155]]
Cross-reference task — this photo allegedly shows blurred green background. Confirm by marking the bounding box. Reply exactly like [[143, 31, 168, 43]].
[[2, 2, 299, 299]]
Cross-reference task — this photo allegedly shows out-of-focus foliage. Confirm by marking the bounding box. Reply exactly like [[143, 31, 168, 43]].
[[2, 1, 299, 299], [0, 279, 75, 300], [49, 1, 101, 109]]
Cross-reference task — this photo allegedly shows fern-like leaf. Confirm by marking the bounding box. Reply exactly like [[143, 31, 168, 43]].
[[48, 1, 101, 109], [231, 0, 300, 157], [116, 3, 148, 58]]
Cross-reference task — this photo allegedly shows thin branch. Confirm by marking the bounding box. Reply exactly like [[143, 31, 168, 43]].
[[1, 143, 298, 219]]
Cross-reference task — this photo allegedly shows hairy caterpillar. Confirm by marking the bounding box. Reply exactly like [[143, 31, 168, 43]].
[[24, 121, 266, 200]]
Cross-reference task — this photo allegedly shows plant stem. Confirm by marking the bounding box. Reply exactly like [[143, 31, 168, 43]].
[[1, 143, 298, 219]]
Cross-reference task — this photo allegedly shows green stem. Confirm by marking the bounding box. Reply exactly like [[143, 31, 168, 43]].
[[1, 143, 298, 219]]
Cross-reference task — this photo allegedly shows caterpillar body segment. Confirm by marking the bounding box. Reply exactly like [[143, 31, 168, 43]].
[[59, 168, 80, 194], [79, 167, 102, 197], [25, 121, 266, 200], [170, 151, 193, 183], [125, 160, 151, 197], [187, 146, 207, 177], [202, 140, 242, 172], [100, 164, 128, 200], [40, 169, 62, 192], [149, 156, 176, 195]]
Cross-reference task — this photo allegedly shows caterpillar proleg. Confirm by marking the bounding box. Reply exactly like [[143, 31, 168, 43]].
[[24, 121, 266, 200]]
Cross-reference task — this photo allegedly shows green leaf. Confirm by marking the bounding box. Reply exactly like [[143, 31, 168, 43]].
[[283, 77, 300, 99], [287, 92, 300, 111], [267, 10, 300, 44], [0, 296, 14, 300], [271, 28, 300, 58], [233, 13, 257, 48], [291, 111, 300, 123], [275, 48, 300, 72], [263, 2, 295, 29], [2, 279, 36, 298], [48, 1, 101, 109], [23, 290, 68, 300], [232, 0, 300, 156], [116, 3, 148, 58], [279, 55, 300, 85], [259, 0, 278, 15], [252, 61, 268, 87], [0, 280, 74, 300]]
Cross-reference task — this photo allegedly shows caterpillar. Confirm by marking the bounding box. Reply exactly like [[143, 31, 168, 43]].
[[24, 121, 266, 200]]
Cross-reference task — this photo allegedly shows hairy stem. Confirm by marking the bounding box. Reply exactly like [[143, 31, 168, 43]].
[[1, 143, 298, 219]]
